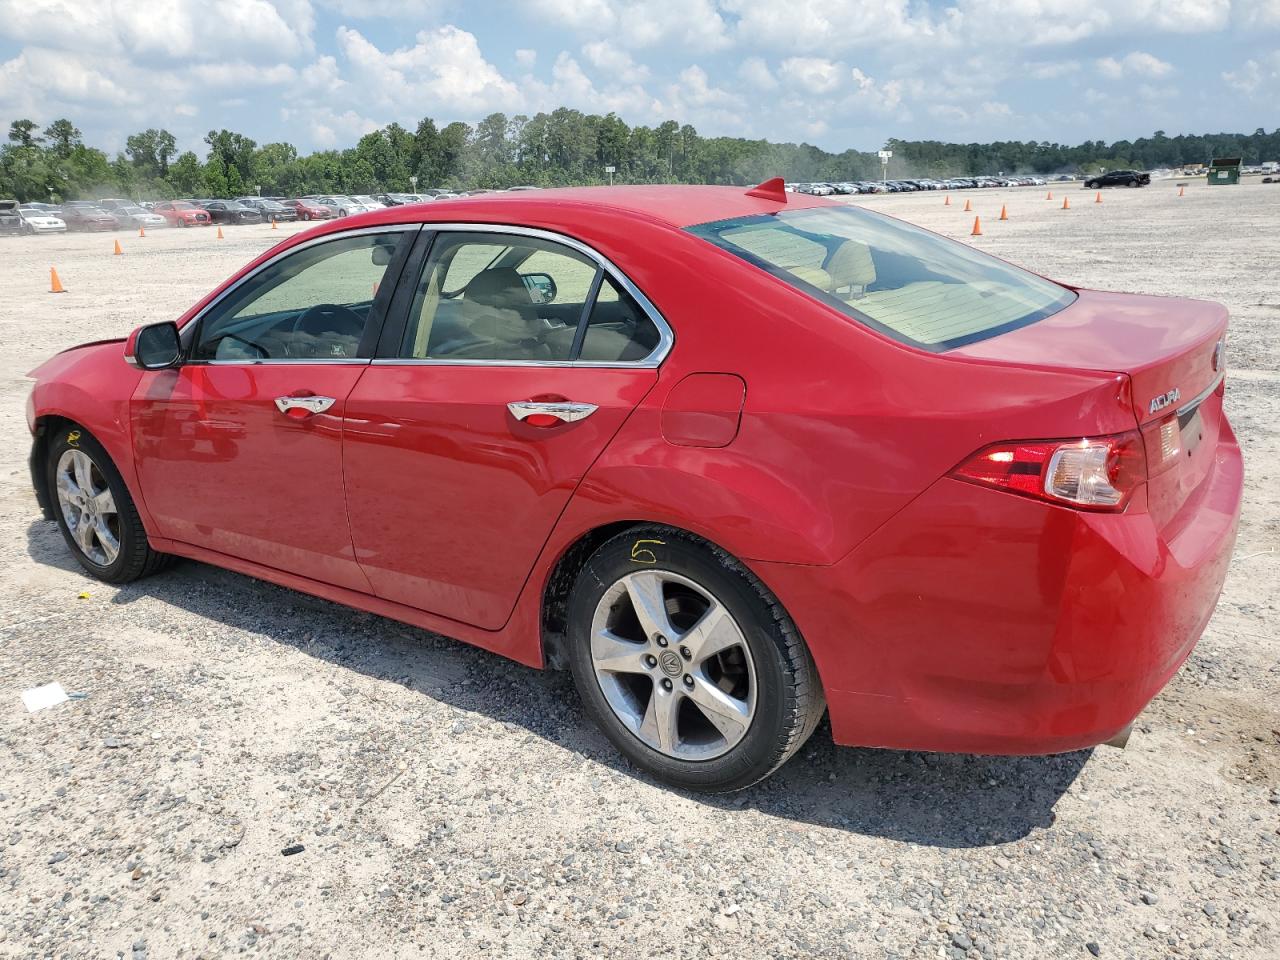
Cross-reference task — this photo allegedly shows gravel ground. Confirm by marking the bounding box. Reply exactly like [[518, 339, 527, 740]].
[[1, 181, 1277, 959]]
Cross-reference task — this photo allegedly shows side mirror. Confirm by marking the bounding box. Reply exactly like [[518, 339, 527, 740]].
[[125, 321, 183, 370], [521, 272, 557, 304]]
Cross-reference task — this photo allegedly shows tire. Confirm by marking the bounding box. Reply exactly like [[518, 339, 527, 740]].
[[46, 426, 172, 583], [1127, 178, 1139, 188], [565, 526, 826, 792]]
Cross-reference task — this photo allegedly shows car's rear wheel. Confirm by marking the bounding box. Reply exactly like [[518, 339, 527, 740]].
[[1127, 178, 1140, 187], [566, 526, 825, 792], [47, 427, 171, 583]]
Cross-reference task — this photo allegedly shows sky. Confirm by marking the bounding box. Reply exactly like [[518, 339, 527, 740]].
[[0, 1, 1277, 158]]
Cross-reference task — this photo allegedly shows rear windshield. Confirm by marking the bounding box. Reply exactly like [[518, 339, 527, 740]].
[[687, 206, 1075, 351]]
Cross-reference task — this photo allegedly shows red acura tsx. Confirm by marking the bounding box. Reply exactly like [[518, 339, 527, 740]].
[[26, 181, 1242, 792]]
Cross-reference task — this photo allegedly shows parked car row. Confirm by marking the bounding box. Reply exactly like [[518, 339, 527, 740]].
[[787, 175, 1056, 196], [0, 186, 537, 235]]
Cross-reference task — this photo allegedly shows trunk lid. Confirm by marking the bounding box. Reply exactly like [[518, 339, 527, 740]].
[[953, 288, 1228, 531]]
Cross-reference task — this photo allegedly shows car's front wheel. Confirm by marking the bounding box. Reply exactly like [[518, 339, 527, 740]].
[[47, 426, 171, 583], [566, 527, 825, 792]]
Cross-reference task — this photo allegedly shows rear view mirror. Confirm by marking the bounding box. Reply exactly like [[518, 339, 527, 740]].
[[371, 243, 394, 266], [125, 321, 183, 370], [522, 272, 557, 304]]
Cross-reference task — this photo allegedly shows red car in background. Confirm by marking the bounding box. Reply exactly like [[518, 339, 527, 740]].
[[25, 182, 1242, 792], [152, 201, 211, 227], [282, 198, 333, 221]]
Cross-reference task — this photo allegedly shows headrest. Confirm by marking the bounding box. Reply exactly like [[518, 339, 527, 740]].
[[826, 240, 876, 289], [465, 267, 533, 310]]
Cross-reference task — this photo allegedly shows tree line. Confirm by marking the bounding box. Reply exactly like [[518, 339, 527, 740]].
[[2, 112, 1277, 203]]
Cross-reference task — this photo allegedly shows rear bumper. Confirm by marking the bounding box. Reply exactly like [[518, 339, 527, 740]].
[[757, 419, 1243, 755]]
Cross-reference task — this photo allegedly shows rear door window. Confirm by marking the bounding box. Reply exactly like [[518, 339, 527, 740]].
[[397, 232, 663, 364]]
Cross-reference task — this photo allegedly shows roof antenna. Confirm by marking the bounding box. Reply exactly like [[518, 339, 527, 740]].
[[745, 177, 787, 202]]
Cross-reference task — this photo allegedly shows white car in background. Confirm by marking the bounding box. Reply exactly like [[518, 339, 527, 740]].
[[349, 194, 386, 211], [310, 195, 361, 217], [18, 206, 67, 233]]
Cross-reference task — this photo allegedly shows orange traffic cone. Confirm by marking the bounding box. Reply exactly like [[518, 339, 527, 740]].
[[113, 239, 123, 256], [1046, 190, 1053, 201], [998, 205, 1008, 221], [1094, 191, 1102, 204], [1062, 197, 1070, 210], [139, 226, 146, 237], [271, 217, 278, 229], [970, 216, 983, 237], [1178, 185, 1185, 197], [50, 267, 65, 293], [372, 281, 380, 297], [216, 226, 224, 239], [944, 194, 951, 206], [963, 198, 972, 212]]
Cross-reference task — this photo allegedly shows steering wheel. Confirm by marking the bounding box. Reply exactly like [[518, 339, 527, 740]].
[[288, 303, 365, 357]]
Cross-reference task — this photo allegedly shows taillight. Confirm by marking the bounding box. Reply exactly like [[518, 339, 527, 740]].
[[951, 432, 1146, 511]]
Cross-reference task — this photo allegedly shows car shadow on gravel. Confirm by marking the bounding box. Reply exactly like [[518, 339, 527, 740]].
[[27, 521, 1087, 848]]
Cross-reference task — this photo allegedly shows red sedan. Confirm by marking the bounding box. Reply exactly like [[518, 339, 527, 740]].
[[282, 198, 334, 221], [152, 201, 211, 227], [25, 182, 1241, 792]]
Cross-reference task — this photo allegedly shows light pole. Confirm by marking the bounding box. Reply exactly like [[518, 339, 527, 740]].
[[256, 185, 261, 196], [410, 175, 418, 195]]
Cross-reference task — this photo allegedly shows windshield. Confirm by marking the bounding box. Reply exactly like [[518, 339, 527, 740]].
[[687, 205, 1075, 351]]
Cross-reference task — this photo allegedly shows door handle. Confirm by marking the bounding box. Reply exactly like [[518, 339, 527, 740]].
[[275, 395, 336, 416], [507, 400, 597, 424]]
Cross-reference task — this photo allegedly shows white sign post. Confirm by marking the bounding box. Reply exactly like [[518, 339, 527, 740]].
[[878, 150, 892, 183], [604, 165, 616, 186]]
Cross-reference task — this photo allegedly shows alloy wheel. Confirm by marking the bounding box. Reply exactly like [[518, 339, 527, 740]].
[[54, 449, 121, 567], [590, 570, 757, 761]]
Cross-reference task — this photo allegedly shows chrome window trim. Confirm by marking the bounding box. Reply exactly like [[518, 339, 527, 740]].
[[179, 223, 415, 362], [373, 222, 674, 369]]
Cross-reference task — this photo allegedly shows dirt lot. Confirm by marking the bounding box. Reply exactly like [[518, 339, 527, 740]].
[[1, 181, 1277, 959]]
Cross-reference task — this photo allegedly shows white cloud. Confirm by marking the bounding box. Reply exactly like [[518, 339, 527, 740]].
[[336, 25, 522, 114], [321, 0, 443, 15], [0, 0, 314, 62], [847, 67, 902, 112], [1222, 55, 1280, 96], [738, 57, 777, 90], [520, 0, 729, 50], [726, 0, 930, 51], [581, 40, 650, 82], [1027, 60, 1080, 79], [519, 0, 614, 31], [1234, 0, 1280, 28], [1096, 51, 1174, 79], [515, 48, 537, 68], [0, 47, 139, 108], [189, 62, 299, 88], [779, 57, 844, 94]]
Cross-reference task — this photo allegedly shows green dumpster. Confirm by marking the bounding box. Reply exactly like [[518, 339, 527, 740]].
[[1207, 157, 1241, 185]]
